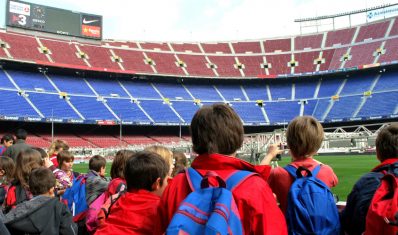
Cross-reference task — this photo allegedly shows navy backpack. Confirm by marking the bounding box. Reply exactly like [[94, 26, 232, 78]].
[[284, 165, 340, 235], [166, 168, 255, 235]]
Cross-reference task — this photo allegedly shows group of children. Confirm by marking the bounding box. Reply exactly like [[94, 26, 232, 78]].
[[0, 103, 396, 235]]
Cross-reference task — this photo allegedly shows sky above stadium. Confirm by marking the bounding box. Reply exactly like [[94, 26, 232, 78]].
[[1, 0, 397, 42]]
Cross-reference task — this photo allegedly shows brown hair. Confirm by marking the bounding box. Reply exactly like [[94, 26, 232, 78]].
[[172, 151, 188, 177], [48, 140, 69, 157], [13, 149, 43, 189], [376, 124, 398, 162], [57, 150, 74, 169], [0, 156, 15, 184], [29, 167, 56, 195], [286, 116, 324, 159], [110, 150, 134, 179], [89, 155, 106, 172], [145, 145, 173, 167], [124, 151, 169, 191], [190, 103, 244, 155], [32, 147, 48, 161]]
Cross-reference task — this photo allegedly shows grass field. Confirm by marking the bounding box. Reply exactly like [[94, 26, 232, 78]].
[[73, 155, 379, 201]]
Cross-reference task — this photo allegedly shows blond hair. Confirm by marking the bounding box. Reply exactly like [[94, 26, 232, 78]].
[[144, 145, 173, 168], [286, 116, 324, 159], [48, 140, 69, 157]]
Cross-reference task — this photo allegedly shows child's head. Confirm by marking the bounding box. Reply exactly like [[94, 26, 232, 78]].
[[190, 103, 244, 156], [144, 145, 173, 176], [14, 149, 43, 189], [286, 116, 324, 159], [89, 155, 106, 177], [29, 167, 56, 197], [0, 156, 15, 183], [15, 129, 27, 140], [376, 124, 398, 162], [124, 151, 169, 196], [32, 147, 48, 164], [1, 134, 14, 148], [57, 150, 74, 173], [172, 151, 188, 177], [48, 140, 69, 156], [110, 150, 134, 179]]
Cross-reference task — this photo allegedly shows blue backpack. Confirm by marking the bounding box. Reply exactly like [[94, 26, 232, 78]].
[[62, 174, 89, 222], [166, 168, 255, 235], [284, 165, 340, 235]]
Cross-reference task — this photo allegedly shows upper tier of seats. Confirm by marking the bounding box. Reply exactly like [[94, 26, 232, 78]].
[[0, 68, 396, 126], [1, 17, 398, 78]]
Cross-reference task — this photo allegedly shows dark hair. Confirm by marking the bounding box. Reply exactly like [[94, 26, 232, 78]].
[[172, 151, 188, 177], [376, 124, 398, 161], [29, 167, 56, 195], [0, 156, 15, 183], [15, 129, 27, 140], [13, 149, 43, 189], [57, 150, 74, 169], [1, 134, 14, 145], [32, 147, 48, 162], [124, 151, 169, 191], [110, 150, 134, 179], [190, 103, 244, 155], [89, 155, 106, 172], [286, 116, 324, 159]]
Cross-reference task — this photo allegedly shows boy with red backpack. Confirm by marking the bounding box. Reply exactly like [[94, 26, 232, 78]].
[[342, 124, 398, 235], [95, 151, 170, 235], [156, 104, 287, 235]]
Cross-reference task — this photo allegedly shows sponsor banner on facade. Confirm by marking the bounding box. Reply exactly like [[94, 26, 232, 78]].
[[24, 117, 43, 122], [97, 120, 116, 125], [45, 118, 64, 123], [0, 116, 20, 121], [68, 119, 84, 124], [367, 5, 398, 22]]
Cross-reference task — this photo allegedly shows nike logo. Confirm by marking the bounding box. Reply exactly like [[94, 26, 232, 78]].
[[82, 18, 99, 24]]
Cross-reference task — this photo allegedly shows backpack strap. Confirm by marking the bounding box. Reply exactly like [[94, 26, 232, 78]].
[[225, 171, 256, 191], [186, 167, 204, 192], [284, 164, 322, 179], [284, 165, 298, 179], [105, 191, 124, 219], [186, 168, 253, 192]]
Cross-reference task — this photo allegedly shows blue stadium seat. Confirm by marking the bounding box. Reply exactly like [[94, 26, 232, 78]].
[[0, 90, 39, 117], [68, 96, 116, 120], [357, 91, 398, 117], [27, 93, 80, 119], [7, 70, 57, 92]]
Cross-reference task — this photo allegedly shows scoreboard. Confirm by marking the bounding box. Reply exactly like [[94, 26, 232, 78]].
[[6, 0, 102, 40]]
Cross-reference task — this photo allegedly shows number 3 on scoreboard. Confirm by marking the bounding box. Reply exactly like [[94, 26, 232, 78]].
[[18, 15, 27, 26]]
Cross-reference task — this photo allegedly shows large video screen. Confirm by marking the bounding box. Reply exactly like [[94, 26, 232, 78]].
[[6, 0, 102, 39]]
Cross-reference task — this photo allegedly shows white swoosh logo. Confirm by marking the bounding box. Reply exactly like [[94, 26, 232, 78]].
[[83, 19, 99, 24]]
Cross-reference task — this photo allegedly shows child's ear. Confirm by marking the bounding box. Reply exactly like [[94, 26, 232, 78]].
[[151, 177, 161, 191], [0, 169, 5, 176], [49, 187, 55, 197]]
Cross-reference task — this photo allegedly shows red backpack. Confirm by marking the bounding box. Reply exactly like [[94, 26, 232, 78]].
[[365, 173, 398, 235]]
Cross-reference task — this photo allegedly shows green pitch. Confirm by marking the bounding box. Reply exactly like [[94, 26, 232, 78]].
[[73, 155, 379, 201]]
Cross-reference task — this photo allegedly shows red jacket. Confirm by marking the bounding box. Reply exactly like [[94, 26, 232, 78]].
[[104, 178, 126, 201], [95, 189, 160, 235], [268, 157, 338, 214], [156, 153, 287, 235], [50, 153, 59, 168]]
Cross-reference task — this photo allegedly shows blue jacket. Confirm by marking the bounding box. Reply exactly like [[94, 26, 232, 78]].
[[341, 159, 398, 235]]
